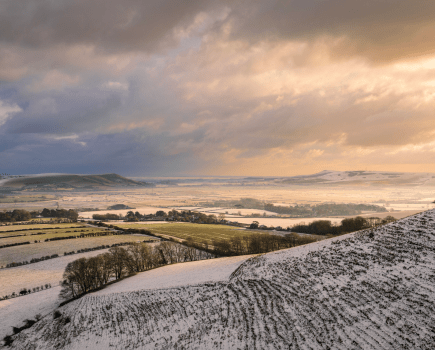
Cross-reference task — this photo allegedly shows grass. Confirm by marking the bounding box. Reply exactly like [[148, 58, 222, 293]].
[[0, 227, 111, 245], [0, 195, 55, 203], [0, 235, 155, 267], [0, 223, 85, 233], [116, 223, 260, 244]]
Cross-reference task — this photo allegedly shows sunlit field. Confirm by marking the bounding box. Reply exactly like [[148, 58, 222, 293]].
[[116, 222, 284, 244], [0, 223, 85, 233], [0, 234, 155, 267], [0, 227, 110, 245]]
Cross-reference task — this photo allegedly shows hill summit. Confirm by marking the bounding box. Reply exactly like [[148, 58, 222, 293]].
[[8, 210, 435, 349], [0, 173, 152, 190]]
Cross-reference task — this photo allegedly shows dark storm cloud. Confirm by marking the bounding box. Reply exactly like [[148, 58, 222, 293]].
[[0, 0, 219, 52], [227, 0, 435, 62], [0, 130, 201, 175], [1, 0, 434, 62]]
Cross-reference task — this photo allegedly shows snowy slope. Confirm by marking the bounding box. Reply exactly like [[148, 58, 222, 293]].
[[9, 209, 435, 349], [0, 287, 61, 340], [95, 255, 255, 295], [283, 170, 435, 186]]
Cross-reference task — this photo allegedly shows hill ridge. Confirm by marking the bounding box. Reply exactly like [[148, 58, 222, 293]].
[[9, 209, 435, 349], [0, 173, 151, 190]]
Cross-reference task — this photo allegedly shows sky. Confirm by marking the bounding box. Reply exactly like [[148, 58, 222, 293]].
[[1, 0, 435, 176]]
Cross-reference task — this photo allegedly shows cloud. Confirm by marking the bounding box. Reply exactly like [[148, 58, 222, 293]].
[[226, 0, 435, 63], [0, 0, 222, 53], [1, 0, 435, 175], [0, 101, 21, 126]]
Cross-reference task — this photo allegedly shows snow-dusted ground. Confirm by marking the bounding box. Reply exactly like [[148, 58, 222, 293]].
[[9, 209, 435, 349], [0, 249, 110, 296], [0, 287, 61, 340], [95, 255, 255, 295]]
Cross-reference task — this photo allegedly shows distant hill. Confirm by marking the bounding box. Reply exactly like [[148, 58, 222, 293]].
[[9, 209, 435, 349], [280, 170, 435, 186], [0, 173, 154, 190]]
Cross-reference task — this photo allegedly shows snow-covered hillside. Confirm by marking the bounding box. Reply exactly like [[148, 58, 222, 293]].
[[283, 170, 435, 186], [9, 209, 435, 349]]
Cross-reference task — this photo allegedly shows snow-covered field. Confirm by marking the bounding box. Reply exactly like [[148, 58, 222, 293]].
[[0, 249, 110, 296], [95, 255, 255, 295], [8, 209, 435, 349], [0, 287, 61, 340]]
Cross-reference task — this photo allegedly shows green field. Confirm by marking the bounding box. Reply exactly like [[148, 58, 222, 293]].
[[0, 227, 111, 245], [0, 195, 55, 203], [0, 234, 156, 267], [116, 223, 259, 244], [0, 223, 85, 233]]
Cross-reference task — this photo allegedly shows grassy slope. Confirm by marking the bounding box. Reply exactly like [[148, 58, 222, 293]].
[[116, 222, 258, 243], [9, 209, 435, 349]]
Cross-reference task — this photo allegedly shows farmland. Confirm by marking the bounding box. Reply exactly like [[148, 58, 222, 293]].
[[116, 222, 259, 243], [0, 223, 85, 233], [8, 209, 435, 349], [0, 227, 110, 245], [0, 234, 155, 267], [0, 250, 114, 296]]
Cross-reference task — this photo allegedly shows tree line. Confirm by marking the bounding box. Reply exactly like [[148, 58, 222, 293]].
[[0, 241, 30, 249], [291, 216, 396, 235], [44, 230, 127, 242], [93, 209, 223, 224], [0, 208, 78, 222], [60, 241, 213, 299], [208, 232, 318, 256]]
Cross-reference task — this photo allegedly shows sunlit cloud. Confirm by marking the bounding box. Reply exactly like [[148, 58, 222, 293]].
[[0, 0, 434, 175]]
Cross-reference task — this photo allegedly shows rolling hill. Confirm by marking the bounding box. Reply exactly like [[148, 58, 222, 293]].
[[0, 173, 152, 190], [280, 170, 435, 186], [7, 209, 435, 349]]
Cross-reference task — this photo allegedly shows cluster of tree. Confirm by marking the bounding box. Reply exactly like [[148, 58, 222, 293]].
[[60, 242, 212, 299], [92, 213, 121, 220], [93, 209, 224, 224], [41, 208, 78, 221], [0, 241, 30, 249], [0, 208, 79, 222], [291, 216, 396, 235], [210, 232, 318, 256], [0, 209, 32, 222]]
